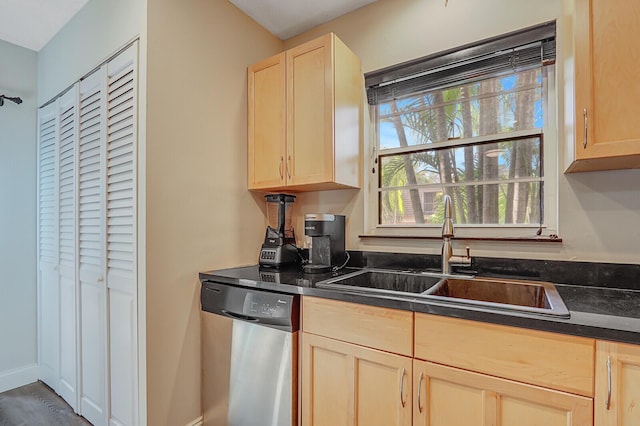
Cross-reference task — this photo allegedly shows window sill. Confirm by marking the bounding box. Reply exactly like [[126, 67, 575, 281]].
[[358, 234, 562, 243]]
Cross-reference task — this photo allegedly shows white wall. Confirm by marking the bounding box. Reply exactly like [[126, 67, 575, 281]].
[[37, 0, 146, 105], [0, 39, 38, 392], [285, 0, 640, 264]]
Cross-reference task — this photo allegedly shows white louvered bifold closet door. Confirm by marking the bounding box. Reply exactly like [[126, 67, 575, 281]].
[[105, 42, 138, 426], [57, 86, 80, 411], [37, 102, 60, 391], [78, 68, 109, 426], [36, 40, 139, 426]]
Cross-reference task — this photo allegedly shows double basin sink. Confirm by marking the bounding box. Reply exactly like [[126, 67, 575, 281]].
[[316, 269, 570, 318]]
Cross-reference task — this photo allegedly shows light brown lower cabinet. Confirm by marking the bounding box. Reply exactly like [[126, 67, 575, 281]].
[[413, 359, 592, 426], [300, 332, 412, 426], [300, 297, 640, 426], [595, 341, 640, 425]]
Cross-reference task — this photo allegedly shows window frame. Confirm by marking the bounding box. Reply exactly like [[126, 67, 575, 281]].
[[364, 62, 558, 240]]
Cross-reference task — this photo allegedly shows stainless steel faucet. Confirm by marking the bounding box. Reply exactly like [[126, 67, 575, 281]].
[[441, 195, 471, 274]]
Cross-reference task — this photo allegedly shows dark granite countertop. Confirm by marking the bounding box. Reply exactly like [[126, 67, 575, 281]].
[[199, 264, 640, 345]]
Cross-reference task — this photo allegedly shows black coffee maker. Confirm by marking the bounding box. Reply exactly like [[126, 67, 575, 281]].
[[259, 194, 299, 268], [303, 214, 347, 273]]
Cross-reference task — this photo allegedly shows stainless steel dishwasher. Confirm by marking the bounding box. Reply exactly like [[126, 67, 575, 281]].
[[201, 281, 299, 426]]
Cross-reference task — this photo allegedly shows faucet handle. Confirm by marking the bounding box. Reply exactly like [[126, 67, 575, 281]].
[[449, 246, 472, 268]]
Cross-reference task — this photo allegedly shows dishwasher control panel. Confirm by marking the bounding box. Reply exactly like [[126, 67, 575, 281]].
[[245, 292, 290, 319], [201, 281, 299, 332]]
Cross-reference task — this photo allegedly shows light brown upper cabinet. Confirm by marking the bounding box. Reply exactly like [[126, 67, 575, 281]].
[[567, 0, 640, 172], [248, 33, 362, 191], [595, 340, 640, 426]]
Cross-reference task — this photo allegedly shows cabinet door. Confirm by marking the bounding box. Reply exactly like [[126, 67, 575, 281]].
[[248, 52, 286, 189], [595, 341, 640, 426], [572, 0, 640, 171], [301, 332, 411, 426], [414, 360, 592, 426], [286, 34, 334, 187]]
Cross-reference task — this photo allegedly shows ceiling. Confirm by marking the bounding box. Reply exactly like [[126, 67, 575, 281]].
[[228, 0, 379, 40], [0, 0, 376, 52], [0, 0, 88, 51]]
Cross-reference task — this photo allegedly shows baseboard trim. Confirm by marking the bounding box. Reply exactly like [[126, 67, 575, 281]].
[[185, 415, 203, 426], [0, 363, 39, 393]]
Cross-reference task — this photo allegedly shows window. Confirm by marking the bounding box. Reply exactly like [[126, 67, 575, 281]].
[[365, 22, 557, 238]]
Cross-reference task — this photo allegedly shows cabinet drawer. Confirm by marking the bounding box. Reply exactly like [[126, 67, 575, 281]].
[[302, 297, 413, 357], [415, 313, 595, 397]]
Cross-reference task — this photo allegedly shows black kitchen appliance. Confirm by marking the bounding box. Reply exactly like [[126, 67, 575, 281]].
[[303, 213, 347, 273], [259, 194, 299, 268]]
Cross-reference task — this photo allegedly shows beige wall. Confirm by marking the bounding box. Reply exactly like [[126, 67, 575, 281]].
[[0, 39, 38, 391], [284, 0, 640, 264], [145, 0, 282, 424]]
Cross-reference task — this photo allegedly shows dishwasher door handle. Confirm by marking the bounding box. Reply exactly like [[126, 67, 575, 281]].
[[222, 309, 260, 322]]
